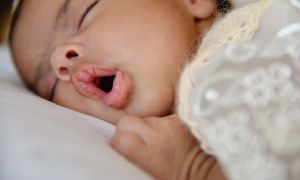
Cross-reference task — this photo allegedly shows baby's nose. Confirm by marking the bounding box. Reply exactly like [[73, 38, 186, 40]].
[[50, 44, 83, 82]]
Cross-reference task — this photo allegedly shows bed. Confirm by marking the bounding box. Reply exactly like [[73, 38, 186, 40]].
[[0, 45, 150, 180]]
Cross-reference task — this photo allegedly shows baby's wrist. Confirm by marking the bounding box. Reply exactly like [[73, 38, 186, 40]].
[[179, 146, 227, 180]]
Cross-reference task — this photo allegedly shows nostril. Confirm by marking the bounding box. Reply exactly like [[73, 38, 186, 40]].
[[59, 67, 69, 76], [66, 50, 78, 59]]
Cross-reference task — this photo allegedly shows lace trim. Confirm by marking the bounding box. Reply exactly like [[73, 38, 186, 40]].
[[178, 0, 271, 148], [178, 0, 300, 179]]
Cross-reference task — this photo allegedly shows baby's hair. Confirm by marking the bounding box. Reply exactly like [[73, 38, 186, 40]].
[[8, 0, 23, 47], [217, 0, 232, 14]]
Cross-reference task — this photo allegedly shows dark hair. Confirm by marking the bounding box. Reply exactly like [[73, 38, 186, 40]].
[[217, 0, 232, 14], [8, 0, 23, 46]]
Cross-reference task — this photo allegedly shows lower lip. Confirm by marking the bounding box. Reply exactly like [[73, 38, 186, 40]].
[[73, 66, 131, 109]]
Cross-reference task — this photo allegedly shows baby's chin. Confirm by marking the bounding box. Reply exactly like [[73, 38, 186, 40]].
[[61, 92, 174, 125], [123, 99, 174, 119], [99, 104, 172, 125], [83, 102, 168, 125]]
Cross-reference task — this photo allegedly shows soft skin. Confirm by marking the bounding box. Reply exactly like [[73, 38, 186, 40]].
[[112, 115, 228, 180], [11, 0, 215, 124]]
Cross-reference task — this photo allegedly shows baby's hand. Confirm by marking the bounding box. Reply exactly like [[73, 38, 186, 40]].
[[111, 115, 227, 180]]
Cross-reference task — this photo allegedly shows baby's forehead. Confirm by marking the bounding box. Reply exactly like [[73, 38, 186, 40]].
[[11, 1, 60, 89]]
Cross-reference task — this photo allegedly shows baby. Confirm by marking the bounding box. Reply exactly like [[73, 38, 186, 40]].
[[10, 0, 220, 124], [10, 0, 231, 179]]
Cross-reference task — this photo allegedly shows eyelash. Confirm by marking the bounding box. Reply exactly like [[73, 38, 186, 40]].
[[78, 0, 99, 29]]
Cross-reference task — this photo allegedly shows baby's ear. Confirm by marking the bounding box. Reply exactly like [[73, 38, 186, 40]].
[[184, 0, 216, 19]]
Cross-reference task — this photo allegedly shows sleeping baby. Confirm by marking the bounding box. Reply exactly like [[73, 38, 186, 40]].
[[9, 0, 232, 179], [11, 0, 300, 179], [9, 0, 226, 125], [15, 0, 300, 179]]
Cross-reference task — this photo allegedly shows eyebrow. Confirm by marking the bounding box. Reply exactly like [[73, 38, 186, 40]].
[[33, 0, 72, 91], [54, 0, 72, 29]]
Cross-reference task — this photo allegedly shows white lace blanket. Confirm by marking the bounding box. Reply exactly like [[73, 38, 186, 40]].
[[178, 0, 300, 179]]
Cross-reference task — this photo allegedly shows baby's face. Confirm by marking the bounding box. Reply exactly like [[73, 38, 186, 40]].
[[12, 0, 215, 124]]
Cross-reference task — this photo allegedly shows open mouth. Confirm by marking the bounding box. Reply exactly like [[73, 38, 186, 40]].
[[73, 65, 131, 109], [95, 75, 116, 93]]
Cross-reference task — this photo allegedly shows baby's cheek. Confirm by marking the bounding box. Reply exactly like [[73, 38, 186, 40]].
[[53, 82, 83, 110]]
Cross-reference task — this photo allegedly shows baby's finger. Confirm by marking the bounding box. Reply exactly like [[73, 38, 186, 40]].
[[143, 116, 161, 127], [111, 129, 149, 167], [117, 115, 153, 138], [144, 114, 181, 128]]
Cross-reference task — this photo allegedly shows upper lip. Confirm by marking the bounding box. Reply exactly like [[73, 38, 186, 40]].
[[72, 64, 132, 109]]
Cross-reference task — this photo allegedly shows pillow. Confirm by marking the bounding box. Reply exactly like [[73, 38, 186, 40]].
[[0, 45, 150, 180], [0, 45, 24, 86]]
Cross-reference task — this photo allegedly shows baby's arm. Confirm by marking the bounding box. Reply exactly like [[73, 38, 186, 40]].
[[111, 115, 227, 180]]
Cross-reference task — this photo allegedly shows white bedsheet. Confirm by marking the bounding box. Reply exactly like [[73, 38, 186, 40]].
[[0, 45, 150, 180]]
